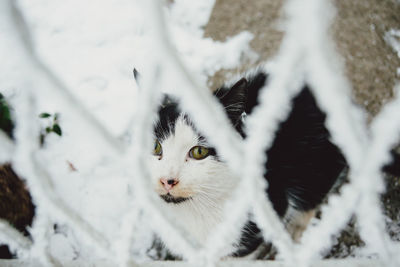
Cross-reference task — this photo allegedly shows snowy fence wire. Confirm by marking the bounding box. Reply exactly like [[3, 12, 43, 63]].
[[0, 0, 400, 266]]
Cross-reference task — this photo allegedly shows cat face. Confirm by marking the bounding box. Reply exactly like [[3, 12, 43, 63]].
[[149, 78, 248, 207], [149, 112, 233, 206], [148, 100, 243, 245]]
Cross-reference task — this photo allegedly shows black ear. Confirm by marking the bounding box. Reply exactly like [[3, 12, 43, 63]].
[[244, 72, 268, 114], [215, 77, 247, 126], [133, 68, 141, 87], [160, 94, 175, 108]]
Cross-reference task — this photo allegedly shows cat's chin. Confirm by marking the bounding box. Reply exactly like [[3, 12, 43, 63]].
[[160, 193, 192, 204]]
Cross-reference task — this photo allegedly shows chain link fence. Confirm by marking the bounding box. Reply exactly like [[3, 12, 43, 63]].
[[0, 0, 400, 266]]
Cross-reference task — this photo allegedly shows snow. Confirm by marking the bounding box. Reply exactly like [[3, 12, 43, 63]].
[[1, 0, 400, 266], [385, 29, 400, 79], [385, 29, 400, 59], [0, 0, 255, 264]]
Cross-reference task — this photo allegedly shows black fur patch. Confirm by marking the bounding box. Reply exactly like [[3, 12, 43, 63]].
[[215, 71, 347, 256], [232, 219, 263, 257], [265, 87, 346, 213], [154, 103, 181, 142], [153, 100, 219, 159]]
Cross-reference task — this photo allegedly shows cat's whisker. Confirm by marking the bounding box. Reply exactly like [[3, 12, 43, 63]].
[[194, 192, 222, 209], [192, 188, 222, 198], [223, 102, 244, 111], [196, 182, 229, 191]]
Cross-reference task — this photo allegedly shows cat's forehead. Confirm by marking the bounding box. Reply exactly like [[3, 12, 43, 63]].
[[154, 104, 180, 141], [154, 104, 199, 143], [163, 117, 199, 149]]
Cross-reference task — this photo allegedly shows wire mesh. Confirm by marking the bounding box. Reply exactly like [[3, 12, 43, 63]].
[[0, 0, 399, 266]]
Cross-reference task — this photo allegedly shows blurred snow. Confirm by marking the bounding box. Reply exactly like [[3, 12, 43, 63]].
[[16, 0, 253, 136], [384, 29, 400, 78], [2, 0, 399, 265], [385, 29, 400, 59], [0, 0, 254, 262]]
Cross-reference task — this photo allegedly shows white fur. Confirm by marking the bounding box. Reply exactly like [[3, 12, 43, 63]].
[[149, 116, 238, 250]]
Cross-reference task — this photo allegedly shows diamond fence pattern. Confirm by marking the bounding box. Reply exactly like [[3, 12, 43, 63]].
[[0, 0, 399, 266]]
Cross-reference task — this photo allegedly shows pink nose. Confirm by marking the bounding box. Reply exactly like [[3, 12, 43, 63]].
[[160, 178, 179, 191]]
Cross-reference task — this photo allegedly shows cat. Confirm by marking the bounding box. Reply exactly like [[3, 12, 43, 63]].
[[0, 70, 398, 260], [142, 68, 400, 258]]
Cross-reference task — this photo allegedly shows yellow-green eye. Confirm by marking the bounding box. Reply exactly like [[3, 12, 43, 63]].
[[189, 146, 209, 160], [153, 140, 162, 156]]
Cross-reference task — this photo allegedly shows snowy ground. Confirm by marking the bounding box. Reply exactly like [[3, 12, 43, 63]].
[[1, 0, 255, 262]]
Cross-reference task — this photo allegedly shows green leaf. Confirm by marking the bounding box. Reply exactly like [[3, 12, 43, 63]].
[[45, 127, 52, 133], [52, 124, 62, 136], [2, 105, 11, 121], [39, 113, 52, 118]]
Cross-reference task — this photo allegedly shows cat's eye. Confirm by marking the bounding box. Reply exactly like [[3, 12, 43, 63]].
[[189, 146, 209, 160], [153, 140, 162, 156]]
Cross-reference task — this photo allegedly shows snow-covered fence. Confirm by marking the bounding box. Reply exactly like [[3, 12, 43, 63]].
[[0, 0, 399, 266]]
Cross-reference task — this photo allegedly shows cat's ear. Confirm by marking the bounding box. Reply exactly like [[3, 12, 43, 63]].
[[215, 77, 247, 126], [161, 94, 172, 106], [160, 94, 175, 107], [244, 72, 268, 114], [133, 68, 142, 88]]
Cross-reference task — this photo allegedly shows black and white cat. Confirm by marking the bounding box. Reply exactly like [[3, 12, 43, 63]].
[[139, 69, 400, 258], [149, 95, 238, 249]]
